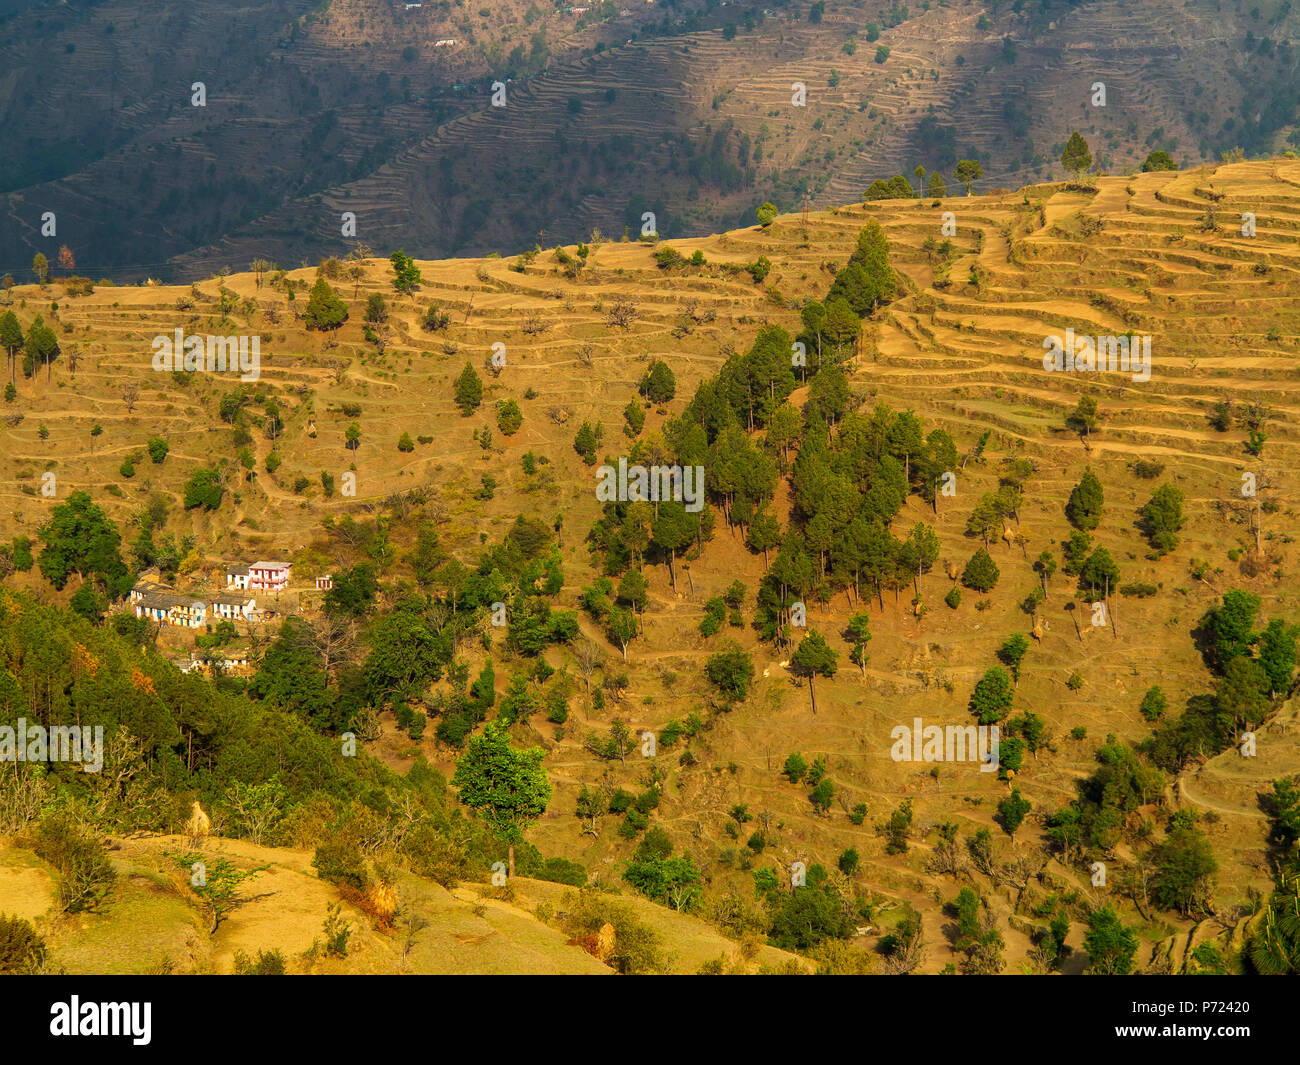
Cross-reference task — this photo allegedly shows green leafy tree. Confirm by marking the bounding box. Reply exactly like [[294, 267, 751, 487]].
[[183, 468, 223, 514], [496, 399, 523, 435], [961, 547, 1000, 592], [1150, 825, 1218, 917], [23, 316, 59, 383], [1084, 905, 1138, 974], [970, 667, 1014, 724], [573, 421, 598, 464], [1138, 483, 1184, 556], [1065, 467, 1104, 530], [0, 311, 22, 386], [1139, 685, 1167, 722], [452, 723, 551, 877], [1061, 131, 1093, 179], [37, 491, 130, 597], [650, 501, 696, 590], [639, 360, 676, 404], [1066, 394, 1099, 442], [454, 362, 483, 415], [303, 278, 348, 331], [1199, 590, 1259, 672], [389, 249, 423, 294], [705, 642, 756, 703], [1033, 549, 1057, 593], [1079, 547, 1120, 596], [997, 788, 1031, 835], [789, 630, 838, 714], [1258, 618, 1299, 697], [756, 201, 778, 227], [845, 613, 871, 677], [997, 633, 1030, 682], [1142, 149, 1177, 172], [1248, 878, 1300, 974], [607, 606, 638, 661], [0, 914, 46, 974], [954, 159, 983, 195]]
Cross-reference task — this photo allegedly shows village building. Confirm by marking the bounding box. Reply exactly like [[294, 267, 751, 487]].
[[249, 561, 291, 592], [134, 589, 207, 628], [177, 650, 252, 675], [210, 592, 258, 622], [316, 574, 333, 590], [129, 578, 168, 605], [225, 564, 251, 590]]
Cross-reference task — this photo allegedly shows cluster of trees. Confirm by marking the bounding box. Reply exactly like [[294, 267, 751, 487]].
[[0, 310, 60, 387], [1142, 591, 1299, 772], [867, 161, 982, 199]]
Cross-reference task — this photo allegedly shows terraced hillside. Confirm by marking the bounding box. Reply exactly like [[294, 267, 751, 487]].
[[3, 157, 1299, 973], [3, 0, 1297, 280]]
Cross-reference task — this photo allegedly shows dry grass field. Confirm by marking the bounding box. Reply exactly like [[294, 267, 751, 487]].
[[2, 157, 1299, 973]]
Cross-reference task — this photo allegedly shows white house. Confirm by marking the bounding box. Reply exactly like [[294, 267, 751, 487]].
[[249, 561, 291, 592], [130, 579, 167, 605], [225, 564, 251, 590], [135, 590, 207, 628], [316, 575, 333, 590], [211, 592, 257, 622]]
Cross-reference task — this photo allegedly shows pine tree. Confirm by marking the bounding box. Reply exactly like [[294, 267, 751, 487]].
[[0, 312, 23, 386], [1061, 131, 1093, 180], [790, 630, 838, 714], [303, 278, 348, 331], [454, 362, 483, 415], [962, 547, 1000, 592], [1065, 467, 1104, 531]]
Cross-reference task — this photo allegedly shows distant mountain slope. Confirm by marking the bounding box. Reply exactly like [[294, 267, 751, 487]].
[[1, 0, 1296, 280]]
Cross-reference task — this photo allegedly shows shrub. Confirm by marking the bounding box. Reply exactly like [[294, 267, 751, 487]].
[[312, 840, 369, 891], [746, 255, 772, 283], [233, 948, 287, 975], [1140, 686, 1167, 721], [33, 813, 115, 913], [496, 399, 523, 435], [146, 437, 169, 463], [0, 914, 46, 974]]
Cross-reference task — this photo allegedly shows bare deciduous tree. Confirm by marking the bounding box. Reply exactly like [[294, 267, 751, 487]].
[[604, 299, 636, 329]]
